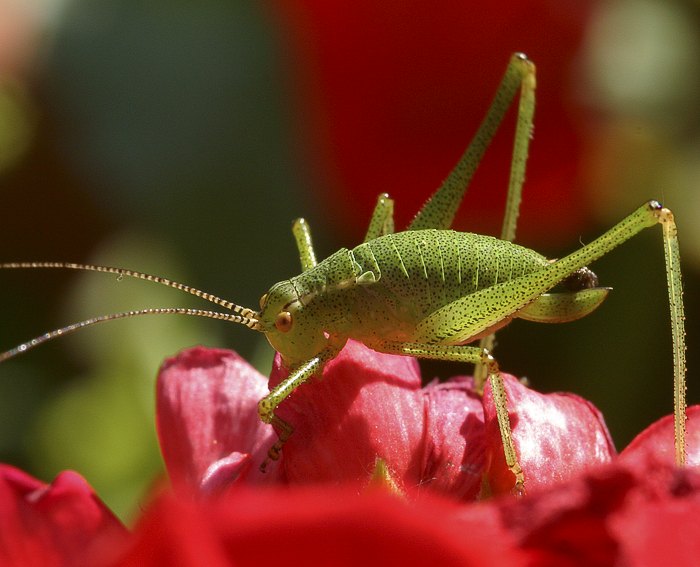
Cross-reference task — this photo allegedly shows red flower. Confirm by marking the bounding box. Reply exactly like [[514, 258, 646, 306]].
[[620, 405, 700, 468], [476, 408, 700, 565], [116, 420, 700, 567], [485, 453, 700, 566], [157, 342, 490, 499], [156, 347, 285, 495], [114, 486, 525, 567], [156, 341, 615, 498], [269, 341, 487, 498], [483, 374, 616, 495], [4, 345, 697, 566], [0, 465, 128, 567]]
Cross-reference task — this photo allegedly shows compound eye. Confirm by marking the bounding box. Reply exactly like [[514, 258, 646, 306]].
[[275, 311, 293, 332], [259, 293, 268, 309]]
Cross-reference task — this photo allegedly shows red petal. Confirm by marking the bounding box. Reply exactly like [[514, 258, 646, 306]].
[[421, 376, 487, 500], [113, 494, 231, 567], [270, 340, 425, 488], [483, 374, 616, 495], [270, 342, 490, 499], [156, 346, 284, 494], [117, 486, 526, 567], [609, 456, 700, 566], [491, 458, 700, 566], [615, 500, 700, 566], [619, 405, 700, 468], [0, 465, 128, 567]]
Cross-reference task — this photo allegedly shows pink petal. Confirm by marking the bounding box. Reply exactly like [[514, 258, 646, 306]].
[[270, 341, 488, 499], [483, 374, 616, 495], [421, 376, 487, 500], [156, 346, 283, 494], [619, 405, 700, 467], [199, 452, 254, 495], [270, 340, 426, 488]]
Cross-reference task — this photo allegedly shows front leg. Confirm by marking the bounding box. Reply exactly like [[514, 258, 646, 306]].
[[258, 344, 342, 471]]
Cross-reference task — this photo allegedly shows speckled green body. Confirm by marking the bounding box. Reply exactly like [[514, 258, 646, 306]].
[[304, 230, 548, 344], [346, 230, 549, 343], [259, 229, 549, 365], [1, 53, 686, 483], [252, 48, 686, 483]]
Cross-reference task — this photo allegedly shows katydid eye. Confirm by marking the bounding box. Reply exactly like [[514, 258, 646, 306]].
[[275, 311, 293, 332], [259, 293, 268, 309]]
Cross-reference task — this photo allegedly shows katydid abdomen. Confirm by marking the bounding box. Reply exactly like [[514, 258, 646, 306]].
[[285, 230, 550, 346]]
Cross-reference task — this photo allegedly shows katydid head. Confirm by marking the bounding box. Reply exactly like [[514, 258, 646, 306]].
[[0, 262, 334, 366], [257, 279, 329, 366]]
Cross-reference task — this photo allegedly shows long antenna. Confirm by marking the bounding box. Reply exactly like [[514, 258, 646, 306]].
[[0, 308, 261, 362], [0, 262, 264, 362], [0, 262, 258, 319]]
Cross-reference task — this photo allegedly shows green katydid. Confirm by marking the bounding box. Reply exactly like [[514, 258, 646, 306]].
[[0, 53, 687, 493]]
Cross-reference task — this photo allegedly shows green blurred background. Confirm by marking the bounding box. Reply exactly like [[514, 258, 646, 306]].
[[0, 0, 698, 521]]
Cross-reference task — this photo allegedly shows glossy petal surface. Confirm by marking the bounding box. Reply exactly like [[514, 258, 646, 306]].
[[483, 374, 616, 495], [156, 346, 283, 494]]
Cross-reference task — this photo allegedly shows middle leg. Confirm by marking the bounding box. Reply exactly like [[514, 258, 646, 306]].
[[292, 217, 318, 271], [373, 339, 525, 494], [364, 193, 396, 242]]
